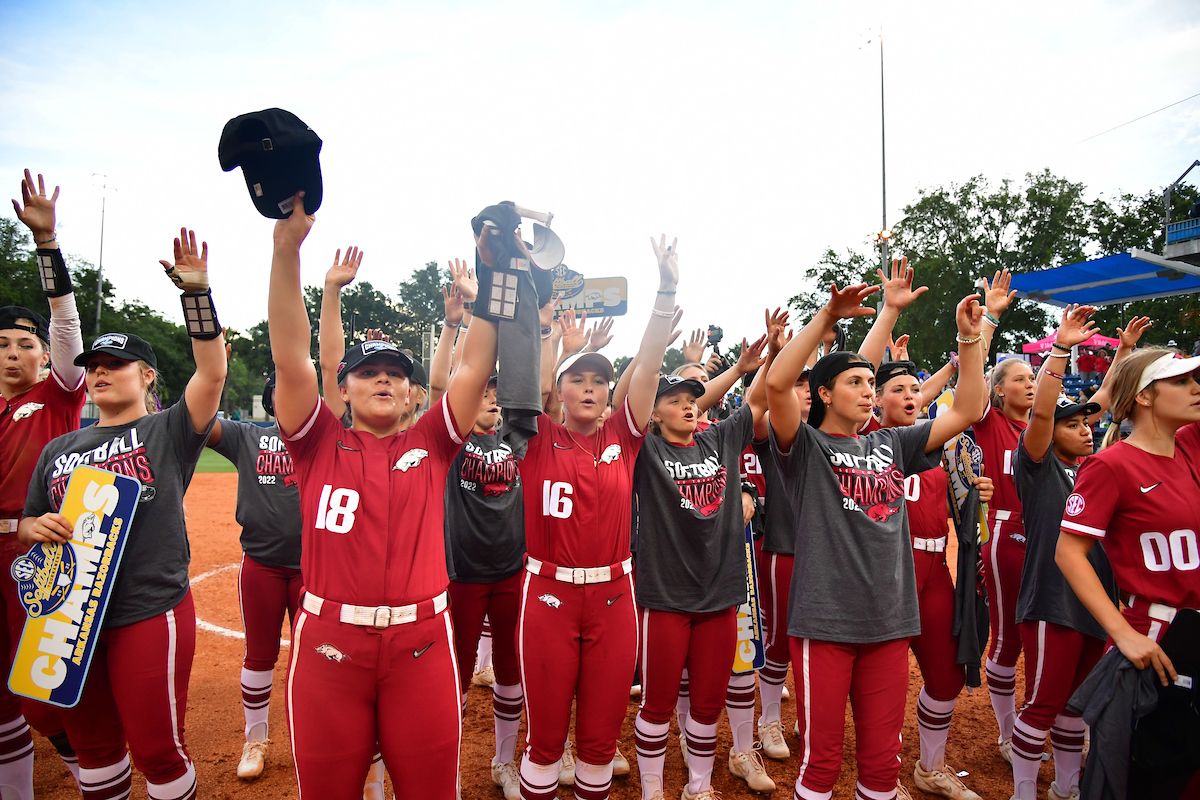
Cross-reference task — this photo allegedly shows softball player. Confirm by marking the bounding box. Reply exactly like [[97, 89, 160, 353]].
[[514, 236, 678, 800], [1008, 306, 1145, 800], [205, 373, 302, 781], [1057, 347, 1200, 798], [268, 194, 498, 799], [765, 284, 987, 800], [0, 170, 85, 797], [20, 227, 227, 800]]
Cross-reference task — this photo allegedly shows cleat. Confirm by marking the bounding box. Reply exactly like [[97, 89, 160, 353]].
[[681, 788, 722, 800], [612, 745, 630, 777], [490, 759, 521, 800], [998, 738, 1013, 765], [630, 684, 642, 699], [758, 720, 790, 760], [237, 739, 268, 780], [781, 685, 790, 700], [472, 664, 495, 687], [558, 746, 576, 786], [728, 746, 775, 793], [913, 763, 982, 800], [1047, 782, 1080, 800], [896, 784, 914, 800]]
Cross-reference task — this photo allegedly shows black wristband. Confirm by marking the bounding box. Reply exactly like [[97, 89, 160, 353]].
[[181, 291, 222, 340], [36, 248, 73, 298], [1051, 342, 1072, 353]]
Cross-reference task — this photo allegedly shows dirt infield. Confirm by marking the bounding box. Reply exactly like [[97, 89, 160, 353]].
[[31, 473, 1058, 799]]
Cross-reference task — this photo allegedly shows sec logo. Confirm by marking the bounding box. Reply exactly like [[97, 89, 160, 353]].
[[12, 543, 77, 618], [1064, 493, 1085, 516]]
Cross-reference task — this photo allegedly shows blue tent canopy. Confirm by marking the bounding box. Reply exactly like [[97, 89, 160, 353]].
[[1011, 249, 1200, 307]]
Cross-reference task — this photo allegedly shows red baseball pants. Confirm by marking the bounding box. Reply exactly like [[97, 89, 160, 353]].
[[448, 573, 522, 689]]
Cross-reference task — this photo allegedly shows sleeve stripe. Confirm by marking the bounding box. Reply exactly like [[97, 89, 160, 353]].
[[50, 367, 84, 392], [442, 399, 463, 446], [1061, 519, 1106, 538], [623, 398, 644, 439], [286, 401, 323, 442]]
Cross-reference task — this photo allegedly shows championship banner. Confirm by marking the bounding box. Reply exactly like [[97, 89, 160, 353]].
[[732, 523, 766, 674], [9, 466, 140, 708], [552, 265, 629, 318]]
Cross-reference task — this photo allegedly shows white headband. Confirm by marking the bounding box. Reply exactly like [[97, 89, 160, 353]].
[[1137, 353, 1200, 393]]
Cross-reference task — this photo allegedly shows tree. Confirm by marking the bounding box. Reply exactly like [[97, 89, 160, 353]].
[[397, 261, 447, 329]]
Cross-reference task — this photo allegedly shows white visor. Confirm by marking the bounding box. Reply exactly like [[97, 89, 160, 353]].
[[1136, 353, 1200, 392], [555, 352, 614, 383]]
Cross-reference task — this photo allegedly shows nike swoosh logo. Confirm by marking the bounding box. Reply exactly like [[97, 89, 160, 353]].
[[413, 641, 435, 658], [1139, 483, 1161, 493], [553, 442, 572, 450], [337, 441, 361, 452], [606, 593, 623, 607]]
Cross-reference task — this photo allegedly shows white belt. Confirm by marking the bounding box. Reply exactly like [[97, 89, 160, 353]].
[[0, 519, 18, 535], [993, 509, 1015, 522], [302, 590, 448, 629], [1126, 596, 1192, 625], [525, 556, 633, 585], [912, 536, 947, 553]]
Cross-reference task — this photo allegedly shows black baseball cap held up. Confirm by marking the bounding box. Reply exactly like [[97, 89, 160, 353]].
[[0, 306, 49, 342], [336, 341, 413, 384], [218, 108, 323, 219], [807, 350, 875, 429], [74, 333, 158, 369]]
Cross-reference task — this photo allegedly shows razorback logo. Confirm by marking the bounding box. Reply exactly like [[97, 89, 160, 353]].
[[538, 593, 562, 609], [393, 449, 429, 472], [599, 444, 622, 464], [12, 402, 44, 421], [315, 643, 348, 663], [864, 502, 900, 523]]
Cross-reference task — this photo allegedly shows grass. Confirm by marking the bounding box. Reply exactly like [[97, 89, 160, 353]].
[[196, 449, 236, 474]]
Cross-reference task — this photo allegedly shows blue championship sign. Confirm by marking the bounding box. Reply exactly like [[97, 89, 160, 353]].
[[9, 466, 140, 707], [732, 523, 766, 674]]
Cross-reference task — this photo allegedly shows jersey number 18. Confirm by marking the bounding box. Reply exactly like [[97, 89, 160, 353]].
[[315, 484, 361, 534]]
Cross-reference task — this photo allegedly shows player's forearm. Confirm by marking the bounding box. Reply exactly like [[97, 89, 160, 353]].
[[268, 246, 313, 371], [1056, 533, 1127, 639], [697, 360, 743, 414], [428, 323, 459, 406], [184, 333, 227, 432], [46, 293, 84, 387], [918, 360, 954, 409], [626, 292, 676, 426], [446, 316, 498, 438], [1025, 356, 1062, 458], [318, 282, 347, 376], [927, 338, 984, 451], [857, 304, 899, 368]]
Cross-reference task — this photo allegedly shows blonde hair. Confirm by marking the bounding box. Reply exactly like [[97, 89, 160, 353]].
[[1105, 347, 1178, 423], [1100, 421, 1124, 450], [671, 363, 706, 379], [987, 358, 1031, 409], [137, 360, 160, 414]]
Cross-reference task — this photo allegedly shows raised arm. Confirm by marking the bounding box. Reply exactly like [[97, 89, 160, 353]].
[[13, 169, 84, 387], [919, 357, 956, 409], [979, 268, 1016, 361], [768, 284, 879, 450], [751, 308, 790, 440], [160, 228, 227, 432], [924, 294, 985, 453], [268, 193, 319, 434], [318, 246, 363, 419], [1026, 305, 1098, 460], [625, 236, 681, 426], [858, 256, 927, 368], [697, 335, 766, 414], [444, 316, 498, 440], [1086, 316, 1151, 418], [430, 287, 463, 405]]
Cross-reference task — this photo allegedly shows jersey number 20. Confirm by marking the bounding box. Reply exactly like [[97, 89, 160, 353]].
[[315, 484, 360, 534]]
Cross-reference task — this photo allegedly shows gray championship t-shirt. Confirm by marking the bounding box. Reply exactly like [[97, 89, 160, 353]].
[[24, 399, 212, 628], [754, 437, 797, 555], [634, 403, 754, 613], [774, 420, 938, 643], [1013, 433, 1115, 640], [209, 421, 302, 569], [445, 430, 525, 583]]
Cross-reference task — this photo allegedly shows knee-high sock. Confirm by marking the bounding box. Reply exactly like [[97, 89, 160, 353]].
[[0, 715, 34, 800], [1050, 714, 1086, 793], [1011, 719, 1047, 800], [726, 672, 756, 753], [986, 658, 1017, 742], [147, 762, 196, 800], [476, 616, 494, 671], [675, 669, 690, 733], [916, 689, 956, 772], [48, 731, 80, 786], [573, 758, 613, 800], [758, 658, 788, 726], [634, 714, 669, 800], [684, 717, 718, 795], [240, 667, 273, 740], [519, 756, 560, 800], [79, 756, 132, 800], [493, 682, 523, 764]]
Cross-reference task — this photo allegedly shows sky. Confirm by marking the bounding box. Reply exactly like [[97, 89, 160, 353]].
[[2, 0, 1198, 358]]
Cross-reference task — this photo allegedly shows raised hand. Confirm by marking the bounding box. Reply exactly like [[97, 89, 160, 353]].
[[449, 258, 478, 303], [875, 256, 928, 311], [765, 307, 791, 357], [735, 335, 769, 374], [159, 228, 209, 292], [888, 334, 910, 361], [1116, 316, 1152, 349], [982, 268, 1017, 317], [666, 307, 685, 347], [824, 283, 881, 321], [650, 235, 679, 289], [585, 317, 614, 353], [681, 329, 706, 364], [273, 192, 315, 250], [11, 169, 59, 239], [1055, 304, 1100, 349], [955, 293, 985, 338], [364, 328, 392, 342], [443, 285, 465, 326], [558, 308, 589, 355], [326, 246, 363, 289], [538, 292, 561, 330]]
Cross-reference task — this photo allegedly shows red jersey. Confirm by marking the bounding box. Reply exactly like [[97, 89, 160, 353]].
[[739, 444, 767, 498], [972, 405, 1027, 519], [1061, 441, 1200, 611], [520, 398, 645, 567], [0, 369, 85, 515], [284, 396, 463, 605], [904, 467, 950, 540]]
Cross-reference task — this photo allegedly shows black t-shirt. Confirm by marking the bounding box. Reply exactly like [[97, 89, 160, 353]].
[[1013, 433, 1116, 640], [24, 399, 212, 628], [444, 430, 524, 583], [634, 403, 754, 613], [209, 421, 302, 569]]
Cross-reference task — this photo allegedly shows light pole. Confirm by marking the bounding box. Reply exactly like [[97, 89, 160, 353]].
[[92, 174, 110, 336], [876, 30, 890, 273]]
